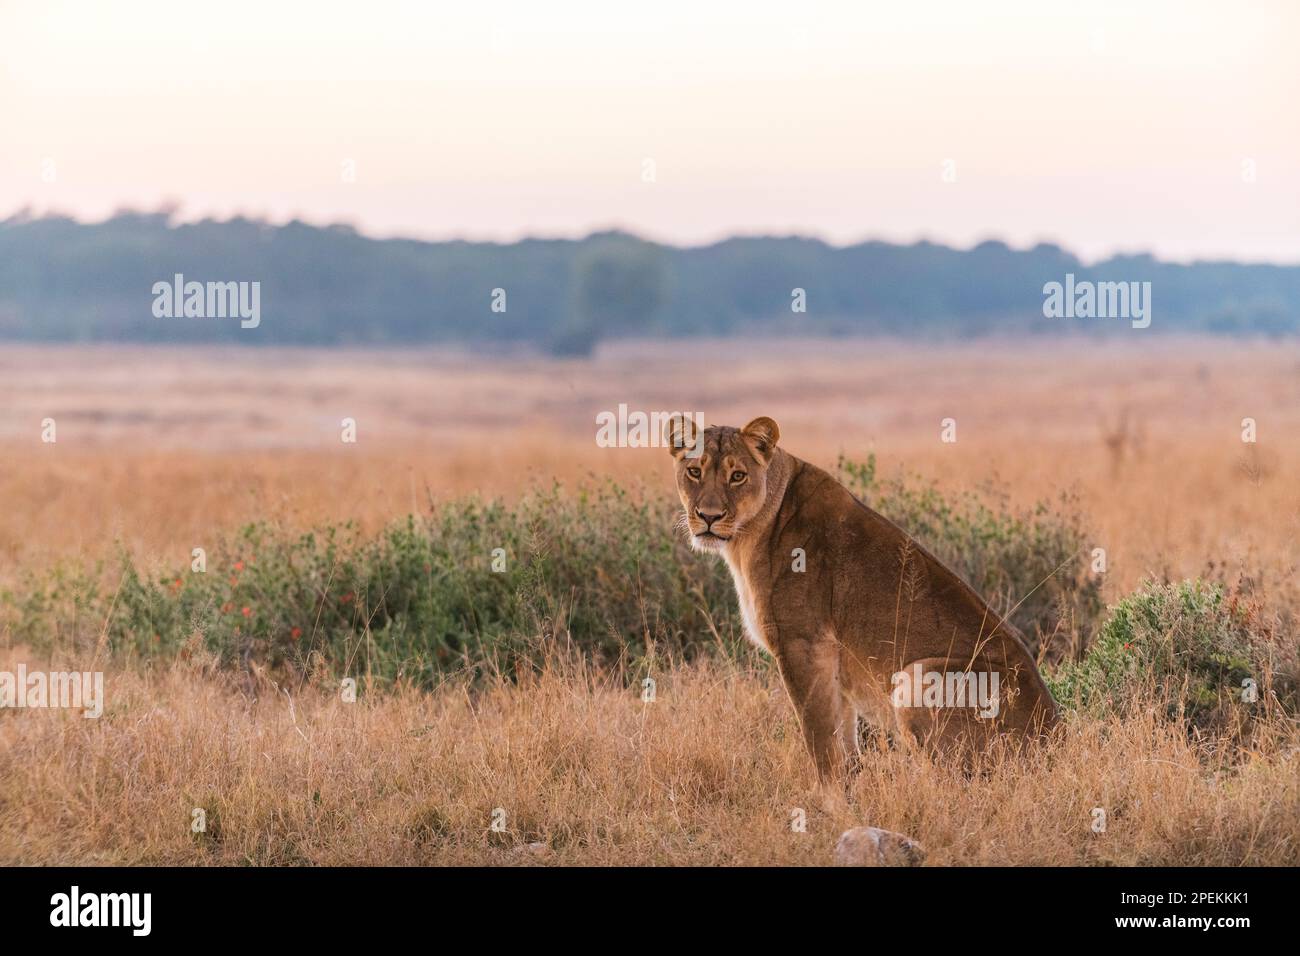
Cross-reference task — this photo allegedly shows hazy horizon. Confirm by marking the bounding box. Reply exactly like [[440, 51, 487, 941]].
[[6, 205, 1297, 269], [4, 0, 1298, 265]]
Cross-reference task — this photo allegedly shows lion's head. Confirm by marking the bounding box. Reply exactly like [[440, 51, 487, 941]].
[[664, 415, 781, 553]]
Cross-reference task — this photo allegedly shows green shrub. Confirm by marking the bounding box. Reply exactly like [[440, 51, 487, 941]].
[[4, 481, 737, 689], [839, 453, 1103, 661], [5, 464, 1104, 689], [1047, 579, 1293, 725]]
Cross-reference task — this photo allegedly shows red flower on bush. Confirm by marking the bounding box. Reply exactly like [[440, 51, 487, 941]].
[[290, 627, 303, 641], [241, 606, 252, 617], [234, 560, 245, 572], [340, 592, 354, 605]]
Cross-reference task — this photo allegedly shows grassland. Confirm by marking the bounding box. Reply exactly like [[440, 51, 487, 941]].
[[1, 337, 1297, 865]]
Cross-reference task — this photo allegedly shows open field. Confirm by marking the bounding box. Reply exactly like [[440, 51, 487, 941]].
[[1, 337, 1299, 865], [3, 647, 1297, 866], [3, 337, 1299, 597]]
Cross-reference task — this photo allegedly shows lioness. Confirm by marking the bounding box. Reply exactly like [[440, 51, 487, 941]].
[[666, 415, 1057, 780]]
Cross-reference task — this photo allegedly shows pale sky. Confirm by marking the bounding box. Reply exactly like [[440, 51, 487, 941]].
[[2, 0, 1297, 262]]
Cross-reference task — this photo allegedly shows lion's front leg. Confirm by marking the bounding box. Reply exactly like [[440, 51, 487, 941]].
[[773, 634, 857, 783]]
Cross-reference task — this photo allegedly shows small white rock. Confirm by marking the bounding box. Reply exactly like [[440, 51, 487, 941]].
[[834, 826, 924, 867]]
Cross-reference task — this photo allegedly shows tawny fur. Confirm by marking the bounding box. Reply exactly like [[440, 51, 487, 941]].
[[666, 415, 1058, 781]]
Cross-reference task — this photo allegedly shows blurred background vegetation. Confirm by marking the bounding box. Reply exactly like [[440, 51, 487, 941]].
[[3, 210, 1298, 353]]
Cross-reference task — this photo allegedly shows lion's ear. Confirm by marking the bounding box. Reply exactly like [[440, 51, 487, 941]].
[[741, 416, 780, 461], [663, 413, 701, 459]]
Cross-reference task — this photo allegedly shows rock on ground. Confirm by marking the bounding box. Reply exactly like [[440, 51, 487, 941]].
[[834, 826, 925, 866]]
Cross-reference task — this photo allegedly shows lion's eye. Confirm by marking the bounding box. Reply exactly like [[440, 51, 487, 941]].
[[686, 467, 702, 480], [730, 471, 747, 483]]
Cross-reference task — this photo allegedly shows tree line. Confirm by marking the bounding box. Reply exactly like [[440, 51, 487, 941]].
[[1, 210, 1296, 353]]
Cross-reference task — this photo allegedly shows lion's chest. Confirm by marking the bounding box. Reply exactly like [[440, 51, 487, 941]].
[[722, 550, 771, 655]]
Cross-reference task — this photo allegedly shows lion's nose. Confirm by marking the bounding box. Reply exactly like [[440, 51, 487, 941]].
[[695, 509, 724, 527]]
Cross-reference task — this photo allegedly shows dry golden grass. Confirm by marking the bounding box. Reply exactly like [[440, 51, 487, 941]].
[[2, 338, 1298, 599], [1, 338, 1298, 865], [1, 648, 1296, 866]]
